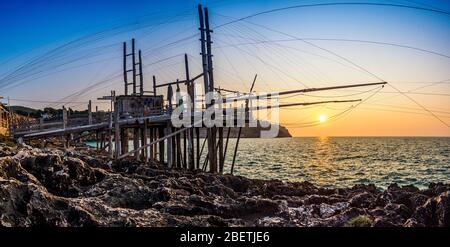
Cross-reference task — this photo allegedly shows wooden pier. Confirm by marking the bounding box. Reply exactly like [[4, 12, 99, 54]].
[[8, 5, 387, 174]]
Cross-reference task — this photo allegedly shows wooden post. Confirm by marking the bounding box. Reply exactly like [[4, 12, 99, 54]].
[[88, 100, 92, 125], [196, 127, 200, 169], [149, 127, 154, 160], [123, 42, 128, 95], [132, 38, 137, 95], [198, 4, 209, 97], [172, 127, 177, 168], [99, 131, 104, 150], [183, 130, 187, 169], [142, 119, 148, 162], [62, 106, 67, 129], [204, 7, 215, 93], [185, 53, 195, 170], [121, 128, 129, 154], [101, 132, 105, 150], [166, 125, 173, 168], [223, 127, 231, 166], [95, 130, 99, 150], [133, 124, 140, 160], [114, 99, 121, 158], [205, 7, 217, 173], [159, 127, 165, 164], [153, 75, 157, 97], [108, 111, 113, 158], [176, 128, 181, 168], [198, 5, 216, 173], [139, 50, 144, 96], [66, 134, 71, 149], [167, 85, 173, 113], [152, 128, 157, 160]]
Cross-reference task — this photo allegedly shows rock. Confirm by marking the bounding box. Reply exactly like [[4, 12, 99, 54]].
[[349, 192, 375, 208], [422, 182, 450, 197], [403, 218, 425, 227], [402, 185, 419, 193], [65, 157, 103, 186], [319, 202, 348, 218], [230, 197, 280, 218], [409, 194, 429, 209], [387, 183, 401, 191], [351, 184, 378, 193], [435, 191, 450, 227], [372, 217, 398, 227], [384, 203, 412, 219], [411, 191, 450, 227], [0, 157, 39, 184], [1, 144, 449, 227], [369, 207, 386, 217], [204, 184, 237, 198]]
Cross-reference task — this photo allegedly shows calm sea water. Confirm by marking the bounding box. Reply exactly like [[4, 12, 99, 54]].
[[87, 137, 450, 189]]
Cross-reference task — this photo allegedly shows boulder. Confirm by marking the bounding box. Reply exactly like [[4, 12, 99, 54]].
[[435, 191, 450, 227], [349, 192, 375, 208]]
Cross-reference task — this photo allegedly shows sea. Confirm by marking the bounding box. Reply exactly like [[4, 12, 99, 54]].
[[86, 137, 450, 189]]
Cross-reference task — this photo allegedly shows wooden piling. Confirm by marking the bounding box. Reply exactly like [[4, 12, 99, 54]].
[[114, 99, 121, 158], [149, 127, 154, 161], [153, 128, 157, 160], [108, 111, 113, 158], [183, 130, 187, 169], [132, 38, 137, 95], [159, 127, 165, 164], [172, 127, 177, 168], [196, 127, 200, 169], [185, 53, 195, 170], [133, 124, 140, 160], [166, 125, 173, 167], [88, 100, 92, 125], [142, 120, 148, 162], [121, 128, 129, 154], [123, 42, 128, 96], [176, 128, 181, 168]]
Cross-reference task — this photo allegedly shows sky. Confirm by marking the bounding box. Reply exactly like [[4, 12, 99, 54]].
[[0, 0, 449, 136]]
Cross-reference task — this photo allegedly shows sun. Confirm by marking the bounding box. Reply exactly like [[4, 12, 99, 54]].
[[319, 114, 327, 123]]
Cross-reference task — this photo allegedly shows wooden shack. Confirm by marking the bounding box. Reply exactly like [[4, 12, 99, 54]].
[[115, 95, 164, 118]]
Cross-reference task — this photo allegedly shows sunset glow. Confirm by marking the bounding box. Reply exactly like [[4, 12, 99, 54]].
[[0, 0, 448, 137]]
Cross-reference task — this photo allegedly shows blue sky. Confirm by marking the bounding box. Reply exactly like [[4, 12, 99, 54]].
[[0, 0, 449, 135], [1, 0, 447, 60]]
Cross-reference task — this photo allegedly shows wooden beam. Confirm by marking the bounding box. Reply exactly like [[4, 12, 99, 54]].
[[224, 82, 387, 102], [153, 73, 204, 88]]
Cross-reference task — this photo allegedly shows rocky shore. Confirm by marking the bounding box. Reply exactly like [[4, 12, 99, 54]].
[[0, 143, 449, 227]]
